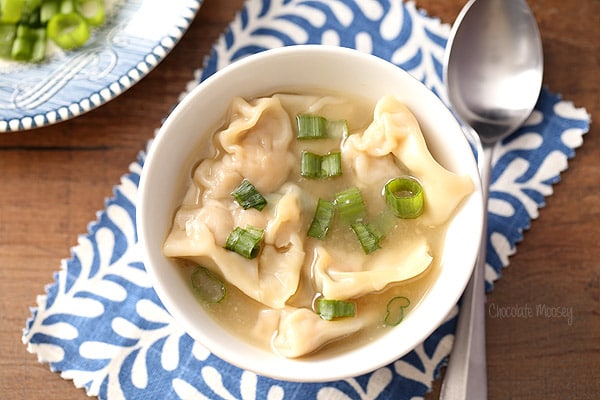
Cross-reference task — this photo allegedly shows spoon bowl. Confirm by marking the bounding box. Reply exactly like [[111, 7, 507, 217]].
[[445, 0, 544, 144], [442, 0, 543, 398]]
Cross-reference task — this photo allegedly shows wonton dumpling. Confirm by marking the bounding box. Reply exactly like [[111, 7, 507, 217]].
[[344, 95, 474, 226], [215, 96, 296, 193], [272, 307, 364, 358], [312, 237, 433, 300], [163, 183, 306, 310]]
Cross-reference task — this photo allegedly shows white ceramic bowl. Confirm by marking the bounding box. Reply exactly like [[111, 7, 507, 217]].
[[137, 45, 484, 382]]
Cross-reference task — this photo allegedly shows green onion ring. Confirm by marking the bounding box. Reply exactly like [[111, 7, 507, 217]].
[[190, 266, 226, 303], [47, 12, 90, 50], [384, 296, 410, 326], [384, 176, 424, 219]]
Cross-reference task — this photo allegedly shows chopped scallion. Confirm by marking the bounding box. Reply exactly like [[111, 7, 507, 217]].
[[326, 119, 349, 139], [300, 151, 322, 179], [351, 221, 383, 254], [40, 0, 60, 24], [0, 23, 18, 59], [0, 0, 107, 62], [296, 114, 349, 140], [11, 24, 45, 62], [296, 114, 327, 140], [316, 298, 356, 321], [0, 0, 25, 23], [335, 186, 366, 224], [231, 179, 267, 211], [47, 11, 89, 50], [307, 198, 335, 240], [75, 0, 104, 26], [384, 176, 424, 219], [191, 266, 226, 303], [225, 225, 264, 259], [384, 296, 410, 326], [320, 152, 342, 178], [60, 0, 75, 14], [301, 151, 342, 179]]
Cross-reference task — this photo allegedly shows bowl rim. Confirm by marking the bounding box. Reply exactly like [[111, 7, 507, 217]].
[[137, 44, 484, 382]]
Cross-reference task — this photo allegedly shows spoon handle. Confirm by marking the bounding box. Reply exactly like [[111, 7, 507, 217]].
[[440, 142, 492, 400]]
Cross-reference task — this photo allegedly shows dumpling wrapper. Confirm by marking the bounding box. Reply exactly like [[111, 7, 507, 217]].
[[164, 184, 306, 310], [344, 95, 474, 226], [313, 237, 433, 300], [272, 307, 365, 358]]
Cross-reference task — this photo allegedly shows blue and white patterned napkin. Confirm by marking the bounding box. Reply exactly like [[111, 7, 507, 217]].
[[23, 1, 590, 399]]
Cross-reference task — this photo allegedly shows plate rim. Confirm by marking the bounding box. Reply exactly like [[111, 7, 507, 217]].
[[0, 0, 203, 133]]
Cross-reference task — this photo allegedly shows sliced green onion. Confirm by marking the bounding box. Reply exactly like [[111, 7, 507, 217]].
[[59, 0, 75, 14], [191, 266, 226, 303], [301, 151, 343, 179], [40, 0, 60, 24], [225, 225, 264, 259], [11, 24, 45, 62], [320, 152, 342, 178], [27, 26, 44, 61], [46, 11, 89, 50], [231, 179, 267, 211], [335, 186, 366, 224], [384, 176, 424, 219], [23, 5, 41, 26], [325, 119, 349, 139], [0, 0, 106, 62], [0, 23, 17, 59], [300, 151, 322, 179], [0, 0, 25, 23], [22, 0, 42, 15], [384, 296, 410, 326], [316, 298, 356, 321], [296, 114, 327, 140], [351, 221, 383, 254], [75, 0, 104, 26], [296, 114, 349, 140], [307, 198, 335, 240]]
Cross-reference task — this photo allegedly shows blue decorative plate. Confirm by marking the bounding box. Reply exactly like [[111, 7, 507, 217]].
[[0, 0, 202, 132]]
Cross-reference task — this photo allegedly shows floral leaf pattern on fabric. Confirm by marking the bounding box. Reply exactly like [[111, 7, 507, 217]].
[[23, 1, 590, 399]]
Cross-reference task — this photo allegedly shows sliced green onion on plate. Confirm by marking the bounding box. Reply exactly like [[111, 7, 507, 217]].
[[47, 12, 89, 50], [0, 0, 26, 23], [10, 25, 45, 62], [75, 0, 105, 26]]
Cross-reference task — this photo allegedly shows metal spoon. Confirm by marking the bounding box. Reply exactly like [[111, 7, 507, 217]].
[[441, 0, 543, 398]]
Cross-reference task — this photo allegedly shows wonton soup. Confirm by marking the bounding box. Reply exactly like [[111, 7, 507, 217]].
[[163, 92, 473, 358]]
